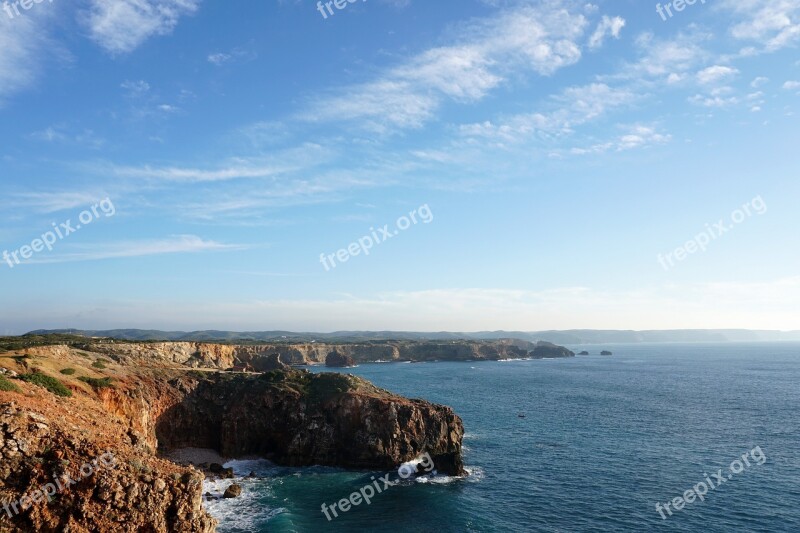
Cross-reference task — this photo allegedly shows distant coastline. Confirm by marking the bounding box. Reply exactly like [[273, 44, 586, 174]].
[[22, 328, 800, 344]]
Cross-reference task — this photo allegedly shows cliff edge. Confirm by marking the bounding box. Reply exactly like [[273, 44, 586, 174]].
[[0, 342, 466, 532]]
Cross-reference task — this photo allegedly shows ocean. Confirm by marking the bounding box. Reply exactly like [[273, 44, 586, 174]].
[[203, 342, 800, 532]]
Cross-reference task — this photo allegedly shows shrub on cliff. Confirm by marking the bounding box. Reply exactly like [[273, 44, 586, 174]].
[[308, 373, 355, 404], [19, 373, 72, 397], [92, 360, 107, 369], [60, 368, 77, 375], [0, 374, 20, 393], [79, 376, 115, 389]]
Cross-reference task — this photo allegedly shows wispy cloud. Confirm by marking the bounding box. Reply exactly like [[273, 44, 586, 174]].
[[0, 6, 63, 105], [28, 125, 105, 149], [565, 125, 671, 156], [11, 191, 112, 214], [458, 83, 638, 144], [300, 3, 591, 132], [25, 235, 244, 264], [84, 0, 200, 54], [588, 15, 626, 50], [207, 47, 257, 66]]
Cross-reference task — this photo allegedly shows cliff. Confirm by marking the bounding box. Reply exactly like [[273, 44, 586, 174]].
[[0, 343, 466, 531], [79, 338, 573, 368]]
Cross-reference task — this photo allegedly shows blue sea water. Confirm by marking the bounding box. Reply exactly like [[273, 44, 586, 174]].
[[204, 342, 800, 532]]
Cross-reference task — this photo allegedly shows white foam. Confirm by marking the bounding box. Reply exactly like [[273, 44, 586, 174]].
[[413, 465, 483, 485], [202, 475, 285, 530]]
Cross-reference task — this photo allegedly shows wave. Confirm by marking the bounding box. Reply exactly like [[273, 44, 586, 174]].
[[414, 465, 484, 485]]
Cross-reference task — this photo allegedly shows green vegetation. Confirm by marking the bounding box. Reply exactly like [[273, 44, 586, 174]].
[[0, 374, 20, 393], [0, 333, 100, 352], [78, 376, 114, 389], [60, 368, 77, 375], [18, 373, 72, 397], [258, 370, 356, 404], [91, 360, 107, 369], [308, 373, 355, 404]]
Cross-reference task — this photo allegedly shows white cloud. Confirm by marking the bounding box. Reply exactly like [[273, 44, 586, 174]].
[[0, 6, 61, 104], [208, 52, 231, 65], [588, 15, 625, 49], [688, 94, 739, 107], [28, 126, 105, 149], [751, 76, 769, 87], [459, 83, 637, 143], [720, 0, 800, 52], [568, 125, 671, 155], [207, 47, 257, 66], [300, 4, 590, 131], [121, 80, 151, 97], [25, 235, 244, 264], [107, 162, 290, 183], [783, 80, 800, 89], [697, 65, 739, 85], [85, 0, 200, 54], [11, 191, 111, 213]]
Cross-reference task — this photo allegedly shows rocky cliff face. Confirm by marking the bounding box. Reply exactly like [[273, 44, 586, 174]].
[[152, 371, 464, 475], [0, 343, 467, 531], [0, 398, 215, 533], [83, 338, 572, 368]]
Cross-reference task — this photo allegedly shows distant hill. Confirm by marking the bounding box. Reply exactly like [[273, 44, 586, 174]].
[[26, 328, 800, 344]]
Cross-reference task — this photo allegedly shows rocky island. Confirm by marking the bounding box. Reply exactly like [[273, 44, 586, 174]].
[[0, 335, 468, 532]]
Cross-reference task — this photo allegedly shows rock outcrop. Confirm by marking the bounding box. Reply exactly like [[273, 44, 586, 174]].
[[153, 371, 464, 475], [529, 342, 575, 359], [325, 350, 355, 367], [222, 484, 241, 499]]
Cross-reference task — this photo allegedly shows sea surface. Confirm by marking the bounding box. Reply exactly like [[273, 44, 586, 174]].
[[203, 342, 800, 532]]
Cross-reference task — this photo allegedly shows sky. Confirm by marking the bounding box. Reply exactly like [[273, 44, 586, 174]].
[[0, 0, 798, 334]]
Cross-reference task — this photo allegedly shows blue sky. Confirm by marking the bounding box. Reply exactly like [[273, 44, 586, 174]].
[[0, 0, 798, 334]]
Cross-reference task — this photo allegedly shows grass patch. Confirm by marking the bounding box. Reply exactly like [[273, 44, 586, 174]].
[[91, 360, 107, 369], [0, 374, 20, 393], [60, 368, 77, 375], [78, 376, 114, 389], [18, 373, 72, 397]]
